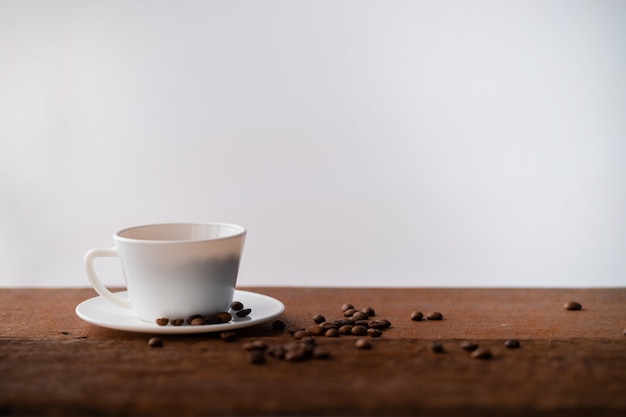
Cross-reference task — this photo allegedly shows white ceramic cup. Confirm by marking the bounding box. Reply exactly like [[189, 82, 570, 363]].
[[84, 222, 246, 323]]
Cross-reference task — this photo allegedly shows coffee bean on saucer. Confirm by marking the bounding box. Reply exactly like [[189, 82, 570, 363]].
[[564, 301, 582, 310], [355, 338, 371, 349], [171, 318, 184, 326], [187, 315, 203, 325], [427, 312, 443, 320], [410, 311, 424, 321], [460, 341, 479, 352], [312, 314, 326, 324], [155, 318, 169, 326], [148, 337, 163, 347], [471, 348, 493, 360], [504, 339, 521, 349], [190, 317, 206, 326], [236, 308, 252, 317], [230, 301, 244, 311], [216, 311, 233, 323]]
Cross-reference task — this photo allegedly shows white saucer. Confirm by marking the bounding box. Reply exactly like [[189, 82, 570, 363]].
[[75, 290, 285, 334]]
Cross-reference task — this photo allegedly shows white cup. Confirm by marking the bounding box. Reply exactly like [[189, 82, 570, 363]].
[[84, 222, 246, 323]]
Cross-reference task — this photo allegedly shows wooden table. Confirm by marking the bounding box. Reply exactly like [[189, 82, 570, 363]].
[[1, 287, 625, 416]]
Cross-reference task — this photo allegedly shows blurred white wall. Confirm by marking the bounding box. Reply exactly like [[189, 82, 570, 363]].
[[1, 0, 625, 288]]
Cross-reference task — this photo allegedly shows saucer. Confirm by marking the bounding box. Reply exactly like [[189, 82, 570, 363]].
[[75, 290, 285, 334]]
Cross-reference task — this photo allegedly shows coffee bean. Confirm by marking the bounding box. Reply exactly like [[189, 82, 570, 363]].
[[460, 341, 479, 352], [230, 301, 244, 311], [308, 325, 326, 336], [216, 311, 233, 323], [248, 350, 265, 364], [368, 321, 386, 330], [287, 327, 305, 335], [375, 319, 392, 329], [187, 315, 203, 324], [320, 322, 339, 330], [267, 345, 287, 359], [362, 307, 376, 316], [333, 319, 352, 327], [325, 328, 339, 337], [344, 308, 358, 317], [171, 318, 184, 326], [426, 312, 443, 320], [236, 308, 252, 317], [293, 330, 309, 339], [341, 303, 355, 312], [272, 319, 286, 330], [410, 311, 423, 321], [430, 341, 444, 353], [285, 349, 307, 362], [351, 325, 368, 336], [355, 338, 371, 349], [203, 315, 222, 325], [564, 301, 582, 311], [367, 328, 383, 338], [354, 319, 371, 327], [220, 331, 237, 342], [243, 340, 268, 351], [312, 314, 326, 324], [190, 317, 206, 326], [351, 311, 369, 321], [312, 347, 332, 359], [471, 348, 493, 360], [148, 337, 163, 347], [338, 325, 353, 335], [504, 339, 520, 349], [155, 317, 169, 326]]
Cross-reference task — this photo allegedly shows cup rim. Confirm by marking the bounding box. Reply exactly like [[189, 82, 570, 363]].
[[113, 222, 247, 244]]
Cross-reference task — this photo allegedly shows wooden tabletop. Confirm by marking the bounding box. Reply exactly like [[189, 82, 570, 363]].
[[1, 287, 625, 416]]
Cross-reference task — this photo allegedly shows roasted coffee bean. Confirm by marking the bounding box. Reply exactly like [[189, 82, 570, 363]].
[[155, 317, 169, 326], [216, 311, 233, 323], [301, 336, 316, 346], [312, 314, 326, 324], [362, 307, 376, 316], [248, 350, 265, 364], [430, 341, 444, 353], [220, 331, 237, 342], [285, 349, 307, 362], [243, 340, 268, 351], [230, 301, 244, 311], [190, 317, 206, 326], [171, 318, 184, 326], [272, 319, 286, 330], [368, 321, 386, 330], [367, 328, 383, 338], [410, 311, 424, 321], [341, 303, 355, 311], [148, 337, 163, 347], [344, 308, 358, 317], [460, 341, 479, 352], [287, 327, 305, 335], [236, 308, 252, 317], [320, 322, 339, 330], [187, 315, 203, 324], [293, 330, 310, 339], [338, 325, 353, 335], [504, 339, 521, 349], [203, 315, 222, 324], [325, 328, 339, 337], [333, 319, 352, 327], [351, 325, 368, 336], [471, 348, 493, 359], [376, 319, 392, 329], [351, 311, 369, 321], [312, 347, 332, 359], [308, 325, 325, 336], [355, 338, 371, 349], [354, 319, 371, 327], [564, 301, 582, 311], [267, 345, 287, 359], [427, 312, 443, 320]]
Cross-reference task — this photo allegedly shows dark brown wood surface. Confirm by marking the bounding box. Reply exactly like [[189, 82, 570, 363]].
[[1, 287, 625, 416]]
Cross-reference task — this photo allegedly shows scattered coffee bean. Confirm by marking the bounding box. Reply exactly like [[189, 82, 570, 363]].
[[248, 350, 265, 364], [430, 341, 444, 353], [351, 311, 369, 321], [325, 328, 339, 337], [504, 339, 521, 349], [272, 319, 286, 330], [287, 327, 305, 335], [426, 312, 443, 320], [308, 325, 325, 336], [460, 341, 479, 352], [236, 308, 252, 317], [216, 311, 233, 323], [312, 314, 326, 324], [375, 319, 392, 329], [564, 301, 582, 311], [362, 307, 376, 316], [367, 328, 383, 338], [171, 318, 184, 326], [220, 331, 237, 342], [155, 317, 169, 326], [344, 308, 358, 317], [338, 325, 353, 335], [351, 325, 368, 336], [341, 303, 355, 311], [230, 301, 244, 311], [285, 349, 307, 362], [333, 319, 352, 327], [354, 319, 371, 327], [312, 347, 332, 359], [190, 317, 206, 326], [293, 330, 309, 339], [243, 340, 268, 351], [471, 348, 493, 360], [410, 311, 423, 321], [355, 338, 371, 349], [148, 337, 163, 348]]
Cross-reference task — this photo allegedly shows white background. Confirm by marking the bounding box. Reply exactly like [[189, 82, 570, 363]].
[[1, 0, 625, 288]]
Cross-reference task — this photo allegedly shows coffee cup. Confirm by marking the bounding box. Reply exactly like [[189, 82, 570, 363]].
[[84, 222, 246, 323]]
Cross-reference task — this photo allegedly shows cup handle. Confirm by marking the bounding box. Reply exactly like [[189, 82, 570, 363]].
[[84, 247, 132, 309]]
